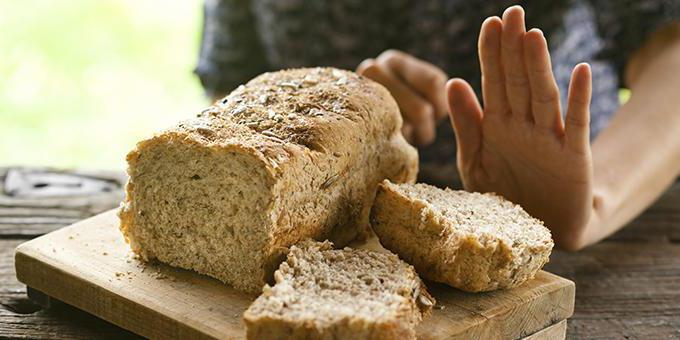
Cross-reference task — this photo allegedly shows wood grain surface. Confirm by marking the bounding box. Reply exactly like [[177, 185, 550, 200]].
[[2, 167, 680, 339], [14, 210, 573, 339], [523, 320, 566, 340], [0, 167, 125, 237]]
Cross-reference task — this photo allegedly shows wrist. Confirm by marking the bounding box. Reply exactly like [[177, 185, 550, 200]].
[[570, 190, 608, 251], [553, 189, 605, 252]]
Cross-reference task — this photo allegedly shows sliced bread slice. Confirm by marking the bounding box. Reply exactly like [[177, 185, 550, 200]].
[[370, 180, 554, 292], [243, 240, 434, 340]]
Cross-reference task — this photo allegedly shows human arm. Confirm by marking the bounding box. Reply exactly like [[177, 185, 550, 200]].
[[447, 6, 680, 250], [584, 22, 680, 247]]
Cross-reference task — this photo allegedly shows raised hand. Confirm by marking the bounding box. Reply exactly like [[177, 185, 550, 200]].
[[447, 6, 594, 249], [357, 50, 448, 146]]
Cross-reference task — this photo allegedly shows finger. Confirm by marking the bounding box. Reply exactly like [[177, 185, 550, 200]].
[[565, 63, 592, 152], [524, 28, 563, 132], [446, 78, 483, 168], [501, 5, 532, 121], [478, 16, 508, 116], [402, 123, 414, 144], [377, 49, 449, 121], [359, 60, 436, 145], [356, 58, 375, 74]]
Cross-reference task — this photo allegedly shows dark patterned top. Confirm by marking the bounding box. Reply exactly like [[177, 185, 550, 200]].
[[196, 0, 679, 186]]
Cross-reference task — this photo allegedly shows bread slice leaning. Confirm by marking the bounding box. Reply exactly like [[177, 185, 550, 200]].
[[370, 180, 554, 292], [243, 240, 434, 340]]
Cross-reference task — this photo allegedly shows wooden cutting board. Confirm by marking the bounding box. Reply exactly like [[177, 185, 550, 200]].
[[15, 210, 574, 339]]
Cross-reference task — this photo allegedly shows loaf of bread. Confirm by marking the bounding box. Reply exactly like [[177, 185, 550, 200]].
[[370, 180, 553, 292], [119, 68, 418, 293], [243, 240, 434, 340]]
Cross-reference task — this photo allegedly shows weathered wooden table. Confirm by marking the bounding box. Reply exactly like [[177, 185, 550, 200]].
[[1, 167, 678, 339]]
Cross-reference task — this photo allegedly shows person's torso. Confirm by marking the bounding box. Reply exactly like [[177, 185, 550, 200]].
[[250, 0, 620, 185]]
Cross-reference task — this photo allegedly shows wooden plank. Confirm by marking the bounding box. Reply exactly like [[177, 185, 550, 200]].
[[0, 223, 82, 238], [414, 271, 572, 340], [5, 235, 556, 339], [0, 239, 139, 339], [0, 167, 125, 237], [4, 168, 676, 339], [430, 272, 572, 339], [14, 210, 574, 339], [522, 320, 566, 339], [606, 209, 680, 243], [548, 243, 680, 296], [547, 242, 680, 339], [14, 240, 679, 339], [356, 238, 574, 339], [0, 239, 34, 316], [0, 296, 141, 340], [0, 240, 25, 291]]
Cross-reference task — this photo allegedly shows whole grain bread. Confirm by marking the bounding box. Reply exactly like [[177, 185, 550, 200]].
[[370, 180, 553, 292], [119, 68, 418, 293], [243, 240, 434, 340]]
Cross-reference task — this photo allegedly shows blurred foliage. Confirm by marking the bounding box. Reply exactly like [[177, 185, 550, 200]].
[[0, 0, 206, 170], [619, 88, 631, 104]]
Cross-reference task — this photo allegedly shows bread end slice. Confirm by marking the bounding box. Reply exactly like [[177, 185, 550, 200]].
[[243, 240, 434, 340], [370, 180, 553, 292]]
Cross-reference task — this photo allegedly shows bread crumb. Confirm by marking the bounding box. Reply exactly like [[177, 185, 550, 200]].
[[244, 240, 433, 337], [102, 252, 108, 256]]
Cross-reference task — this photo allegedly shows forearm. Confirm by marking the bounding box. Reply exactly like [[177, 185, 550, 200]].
[[581, 32, 680, 246]]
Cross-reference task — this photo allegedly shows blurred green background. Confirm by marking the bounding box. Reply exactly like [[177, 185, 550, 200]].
[[0, 0, 207, 170], [0, 1, 632, 171]]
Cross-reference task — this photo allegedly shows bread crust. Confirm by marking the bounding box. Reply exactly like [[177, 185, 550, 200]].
[[119, 68, 418, 293], [243, 240, 434, 340], [370, 180, 554, 292]]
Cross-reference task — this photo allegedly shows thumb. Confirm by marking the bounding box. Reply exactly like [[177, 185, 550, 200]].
[[446, 78, 483, 168]]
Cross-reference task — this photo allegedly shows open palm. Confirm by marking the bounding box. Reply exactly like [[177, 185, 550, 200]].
[[447, 6, 594, 248]]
